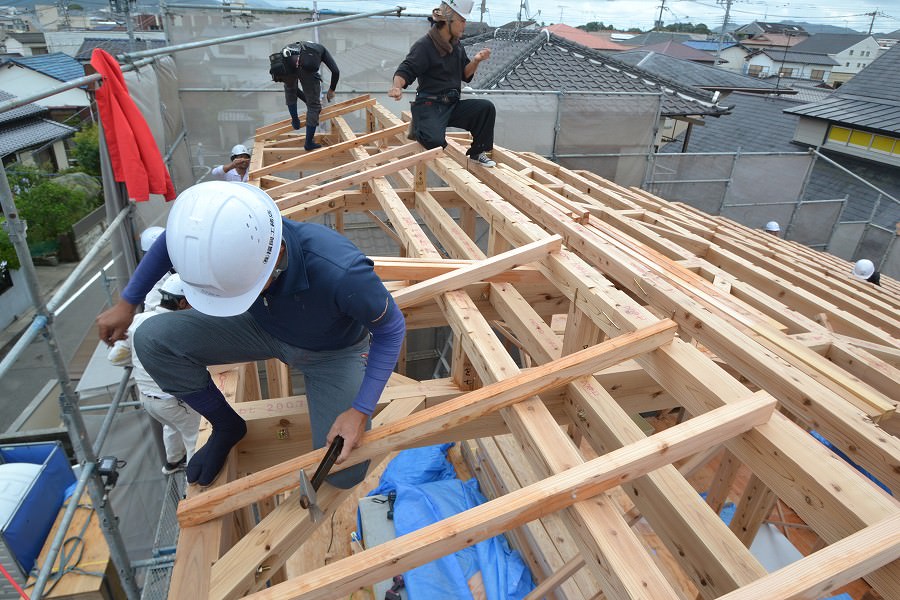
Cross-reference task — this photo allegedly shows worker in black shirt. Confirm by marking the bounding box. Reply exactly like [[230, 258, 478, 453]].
[[388, 0, 497, 167], [281, 41, 340, 151]]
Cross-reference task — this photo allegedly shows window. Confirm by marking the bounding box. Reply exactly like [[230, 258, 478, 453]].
[[849, 49, 854, 55], [849, 130, 873, 147], [779, 67, 794, 77], [828, 126, 851, 143], [811, 69, 825, 80], [0, 261, 11, 295], [872, 136, 895, 153], [747, 64, 764, 77]]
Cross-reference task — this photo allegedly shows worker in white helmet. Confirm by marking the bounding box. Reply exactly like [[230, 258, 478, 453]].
[[851, 258, 881, 286], [139, 226, 170, 311], [388, 0, 497, 167], [764, 221, 780, 236], [96, 182, 406, 487], [210, 144, 252, 183], [107, 274, 201, 475]]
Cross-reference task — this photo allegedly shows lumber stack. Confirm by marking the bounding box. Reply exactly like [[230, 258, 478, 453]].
[[169, 96, 900, 600]]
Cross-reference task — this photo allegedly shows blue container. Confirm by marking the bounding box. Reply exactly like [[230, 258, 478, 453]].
[[0, 441, 75, 591]]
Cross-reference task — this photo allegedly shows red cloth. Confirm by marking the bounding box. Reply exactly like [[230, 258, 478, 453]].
[[90, 49, 176, 202]]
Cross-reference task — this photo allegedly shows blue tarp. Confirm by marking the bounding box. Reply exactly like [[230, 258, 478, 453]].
[[368, 444, 534, 600], [809, 431, 892, 495]]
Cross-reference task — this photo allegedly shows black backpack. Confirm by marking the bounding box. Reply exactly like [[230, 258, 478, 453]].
[[269, 42, 322, 82]]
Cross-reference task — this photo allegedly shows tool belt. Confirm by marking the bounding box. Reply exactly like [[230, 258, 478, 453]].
[[415, 88, 460, 105]]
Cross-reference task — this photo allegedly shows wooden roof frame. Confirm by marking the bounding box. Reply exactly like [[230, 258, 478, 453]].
[[169, 95, 900, 600]]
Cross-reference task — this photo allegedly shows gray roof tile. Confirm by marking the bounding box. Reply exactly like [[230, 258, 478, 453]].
[[5, 52, 85, 83], [465, 32, 729, 118], [614, 50, 783, 92], [0, 90, 46, 125], [0, 117, 77, 158], [74, 38, 168, 61], [790, 33, 872, 54]]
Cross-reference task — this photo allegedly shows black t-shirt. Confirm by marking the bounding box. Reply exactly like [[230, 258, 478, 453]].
[[394, 35, 472, 96]]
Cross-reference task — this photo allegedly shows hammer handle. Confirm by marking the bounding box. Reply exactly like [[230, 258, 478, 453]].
[[310, 435, 344, 491]]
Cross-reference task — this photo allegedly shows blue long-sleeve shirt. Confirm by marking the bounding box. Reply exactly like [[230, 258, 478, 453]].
[[123, 219, 405, 415]]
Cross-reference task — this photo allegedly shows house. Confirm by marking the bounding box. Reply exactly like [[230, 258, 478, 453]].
[[614, 50, 788, 98], [73, 37, 168, 62], [0, 89, 77, 169], [875, 29, 900, 50], [657, 45, 899, 268], [0, 53, 89, 120], [733, 21, 808, 49], [743, 48, 838, 80], [45, 29, 168, 57], [542, 24, 630, 52], [632, 40, 717, 63], [788, 33, 881, 86], [614, 31, 704, 47], [785, 43, 900, 170], [683, 39, 751, 72], [3, 32, 47, 56]]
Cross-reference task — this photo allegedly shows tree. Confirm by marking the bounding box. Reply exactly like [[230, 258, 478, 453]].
[[661, 22, 710, 34], [72, 123, 101, 176]]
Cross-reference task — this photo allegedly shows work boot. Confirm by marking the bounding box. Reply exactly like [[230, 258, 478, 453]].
[[305, 125, 322, 151]]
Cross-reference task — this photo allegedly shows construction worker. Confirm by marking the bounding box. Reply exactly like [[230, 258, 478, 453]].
[[851, 258, 881, 286], [96, 182, 405, 487], [140, 226, 168, 311], [210, 144, 252, 183], [764, 221, 780, 236], [280, 41, 340, 151], [107, 274, 201, 475], [388, 0, 497, 167]]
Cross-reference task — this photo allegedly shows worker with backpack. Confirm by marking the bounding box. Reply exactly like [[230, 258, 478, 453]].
[[269, 41, 340, 151]]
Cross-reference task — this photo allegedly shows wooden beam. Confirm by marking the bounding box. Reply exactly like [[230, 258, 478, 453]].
[[176, 319, 677, 527], [715, 512, 900, 600], [392, 235, 562, 309], [242, 394, 776, 600]]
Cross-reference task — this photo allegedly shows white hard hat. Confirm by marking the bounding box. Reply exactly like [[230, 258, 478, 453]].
[[159, 274, 185, 297], [165, 181, 283, 317], [443, 0, 474, 18], [140, 226, 165, 252], [764, 221, 780, 232], [852, 259, 875, 280], [230, 144, 251, 159]]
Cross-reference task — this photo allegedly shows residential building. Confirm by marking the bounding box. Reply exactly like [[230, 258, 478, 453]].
[[0, 89, 77, 168], [743, 48, 838, 81], [47, 30, 167, 57], [733, 21, 809, 50], [542, 24, 630, 51], [788, 33, 881, 86], [632, 40, 716, 63], [683, 40, 751, 73], [3, 32, 48, 56], [875, 29, 899, 50], [0, 53, 90, 121], [786, 43, 900, 169], [33, 4, 91, 31]]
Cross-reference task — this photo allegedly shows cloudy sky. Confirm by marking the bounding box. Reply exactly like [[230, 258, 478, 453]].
[[303, 0, 897, 33]]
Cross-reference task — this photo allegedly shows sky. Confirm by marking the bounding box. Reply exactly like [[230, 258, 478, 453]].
[[298, 0, 898, 33]]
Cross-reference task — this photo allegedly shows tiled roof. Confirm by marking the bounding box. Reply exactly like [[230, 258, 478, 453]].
[[660, 92, 801, 154], [465, 32, 729, 118], [784, 44, 900, 133], [5, 53, 85, 83], [0, 90, 46, 125], [543, 24, 630, 51], [632, 41, 717, 62], [616, 31, 701, 47], [0, 117, 77, 158], [610, 51, 784, 94], [7, 32, 45, 44], [790, 33, 872, 54], [74, 38, 168, 61], [760, 77, 834, 103], [755, 49, 840, 66], [683, 40, 739, 52]]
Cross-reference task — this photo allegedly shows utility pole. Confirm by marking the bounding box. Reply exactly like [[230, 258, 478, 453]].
[[480, 0, 486, 23], [655, 0, 666, 31], [714, 0, 733, 67], [866, 11, 877, 35]]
